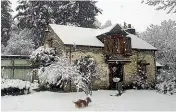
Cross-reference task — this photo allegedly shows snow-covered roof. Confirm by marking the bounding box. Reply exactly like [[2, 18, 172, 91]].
[[126, 34, 157, 50], [49, 24, 157, 50], [96, 24, 118, 36], [50, 24, 104, 47], [156, 62, 164, 67]]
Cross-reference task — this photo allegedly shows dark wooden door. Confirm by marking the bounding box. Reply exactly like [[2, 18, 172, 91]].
[[108, 63, 124, 90]]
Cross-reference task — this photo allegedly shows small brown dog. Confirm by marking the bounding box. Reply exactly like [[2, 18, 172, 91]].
[[73, 97, 92, 108]]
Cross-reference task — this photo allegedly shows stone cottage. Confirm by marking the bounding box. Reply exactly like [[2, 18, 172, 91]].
[[43, 23, 157, 90]]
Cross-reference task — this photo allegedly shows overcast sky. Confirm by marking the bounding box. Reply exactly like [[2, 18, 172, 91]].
[[10, 0, 176, 32]]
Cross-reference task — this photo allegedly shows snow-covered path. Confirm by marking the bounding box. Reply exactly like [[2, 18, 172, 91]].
[[1, 90, 176, 111]]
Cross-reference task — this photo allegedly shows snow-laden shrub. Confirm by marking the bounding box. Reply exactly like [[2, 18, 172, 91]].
[[74, 55, 100, 95], [38, 58, 80, 90], [156, 70, 176, 95], [30, 46, 57, 67], [1, 79, 31, 96], [30, 46, 99, 95]]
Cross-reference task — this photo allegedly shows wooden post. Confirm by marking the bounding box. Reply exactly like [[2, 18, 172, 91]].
[[153, 51, 157, 88], [136, 50, 139, 75], [69, 47, 72, 92], [90, 73, 92, 96], [12, 59, 15, 79]]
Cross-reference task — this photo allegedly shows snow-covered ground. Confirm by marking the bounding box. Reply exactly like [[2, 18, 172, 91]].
[[1, 90, 176, 111]]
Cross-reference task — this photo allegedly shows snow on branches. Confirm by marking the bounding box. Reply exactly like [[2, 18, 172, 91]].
[[30, 46, 99, 95], [30, 46, 57, 67], [156, 70, 176, 95], [4, 28, 35, 55], [74, 55, 100, 95], [38, 57, 79, 89]]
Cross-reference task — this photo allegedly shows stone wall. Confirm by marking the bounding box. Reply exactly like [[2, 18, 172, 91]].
[[64, 47, 109, 90], [124, 50, 156, 86], [44, 26, 65, 56]]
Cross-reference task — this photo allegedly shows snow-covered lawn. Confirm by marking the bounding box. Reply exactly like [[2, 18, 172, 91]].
[[1, 90, 176, 111]]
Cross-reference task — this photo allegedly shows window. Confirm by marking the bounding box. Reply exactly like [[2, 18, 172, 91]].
[[113, 38, 119, 53], [138, 60, 150, 75], [124, 37, 132, 55], [104, 36, 120, 54], [48, 38, 53, 47]]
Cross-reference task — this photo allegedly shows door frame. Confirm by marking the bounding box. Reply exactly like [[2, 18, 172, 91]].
[[108, 62, 124, 90]]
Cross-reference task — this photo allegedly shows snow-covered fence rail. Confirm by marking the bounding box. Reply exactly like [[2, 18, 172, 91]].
[[1, 55, 39, 82]]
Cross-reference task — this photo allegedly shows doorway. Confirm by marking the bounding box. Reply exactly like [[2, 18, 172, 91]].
[[108, 62, 124, 90]]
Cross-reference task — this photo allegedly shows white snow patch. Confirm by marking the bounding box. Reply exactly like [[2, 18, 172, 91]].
[[156, 61, 163, 67], [1, 79, 31, 89], [127, 34, 157, 50], [1, 90, 176, 111]]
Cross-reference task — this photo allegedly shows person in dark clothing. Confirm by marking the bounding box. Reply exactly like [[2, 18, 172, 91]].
[[112, 63, 123, 96], [116, 74, 123, 95]]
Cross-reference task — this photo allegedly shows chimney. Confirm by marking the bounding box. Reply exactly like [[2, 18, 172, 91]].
[[125, 24, 136, 35], [128, 24, 131, 28]]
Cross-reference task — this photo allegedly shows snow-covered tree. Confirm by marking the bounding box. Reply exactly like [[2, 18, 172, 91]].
[[74, 55, 100, 95], [100, 20, 112, 29], [156, 70, 176, 95], [140, 19, 176, 73], [15, 1, 102, 47], [5, 28, 35, 55], [15, 1, 54, 47], [30, 46, 57, 67], [1, 0, 13, 46], [142, 0, 176, 14], [93, 18, 102, 29]]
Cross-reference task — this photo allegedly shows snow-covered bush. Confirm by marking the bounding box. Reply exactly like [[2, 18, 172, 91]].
[[156, 70, 176, 95], [30, 46, 57, 67], [30, 47, 99, 95], [1, 79, 31, 96], [38, 58, 79, 90], [30, 46, 79, 91], [4, 29, 35, 55], [74, 55, 100, 95]]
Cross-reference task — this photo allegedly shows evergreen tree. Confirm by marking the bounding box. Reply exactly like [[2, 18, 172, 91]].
[[67, 1, 102, 28], [1, 0, 13, 46], [15, 1, 102, 47], [15, 1, 54, 48]]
